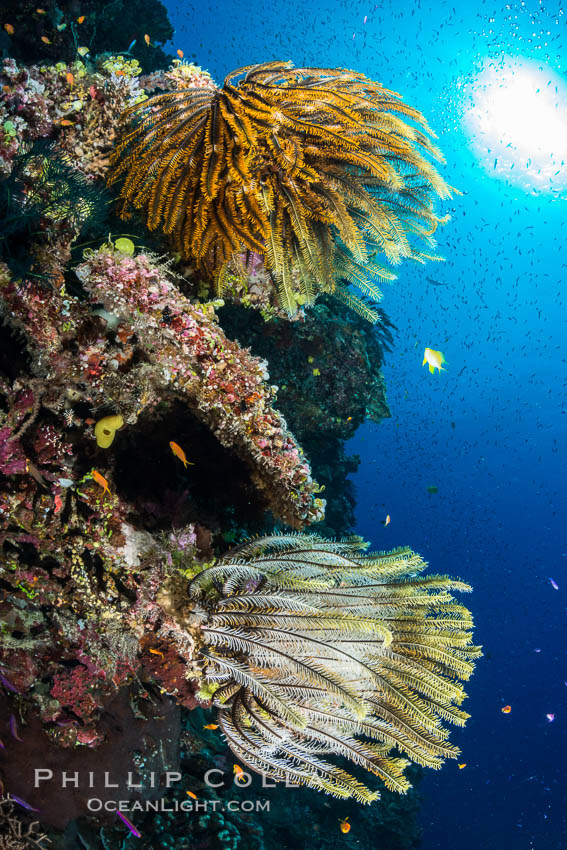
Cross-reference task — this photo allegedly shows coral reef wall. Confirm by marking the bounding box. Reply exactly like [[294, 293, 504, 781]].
[[0, 5, 470, 848]]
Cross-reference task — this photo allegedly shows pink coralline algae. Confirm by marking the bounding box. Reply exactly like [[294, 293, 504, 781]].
[[0, 59, 53, 173], [75, 245, 325, 527], [49, 665, 105, 725], [0, 243, 323, 751], [0, 426, 27, 475]]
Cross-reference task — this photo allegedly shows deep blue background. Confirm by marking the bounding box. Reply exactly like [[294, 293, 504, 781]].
[[160, 1, 566, 847]]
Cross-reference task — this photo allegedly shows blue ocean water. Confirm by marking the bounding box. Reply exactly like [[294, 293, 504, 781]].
[[163, 1, 566, 847]]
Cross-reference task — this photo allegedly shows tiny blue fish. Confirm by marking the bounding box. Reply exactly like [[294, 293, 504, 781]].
[[9, 714, 23, 741], [9, 794, 39, 812], [117, 811, 141, 838]]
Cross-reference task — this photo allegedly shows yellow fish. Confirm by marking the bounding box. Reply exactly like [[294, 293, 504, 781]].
[[422, 348, 447, 374], [458, 763, 467, 769], [170, 441, 194, 468], [203, 723, 219, 730], [186, 791, 197, 800]]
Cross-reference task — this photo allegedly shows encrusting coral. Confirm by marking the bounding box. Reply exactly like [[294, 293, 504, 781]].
[[0, 55, 213, 181], [185, 532, 481, 802], [110, 60, 453, 321], [75, 244, 325, 526], [0, 243, 323, 528]]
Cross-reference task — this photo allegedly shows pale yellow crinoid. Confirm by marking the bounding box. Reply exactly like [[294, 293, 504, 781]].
[[187, 532, 481, 802]]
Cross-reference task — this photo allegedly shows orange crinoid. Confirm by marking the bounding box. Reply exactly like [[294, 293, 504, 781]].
[[110, 61, 453, 320]]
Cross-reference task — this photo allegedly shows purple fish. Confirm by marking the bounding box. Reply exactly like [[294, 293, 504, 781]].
[[0, 672, 18, 693], [9, 794, 39, 812], [549, 578, 559, 590], [117, 811, 141, 838], [546, 713, 555, 723], [9, 714, 23, 741]]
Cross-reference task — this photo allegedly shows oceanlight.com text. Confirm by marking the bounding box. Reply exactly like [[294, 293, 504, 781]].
[[87, 798, 271, 813]]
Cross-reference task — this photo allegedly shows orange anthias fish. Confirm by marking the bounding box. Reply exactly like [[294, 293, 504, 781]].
[[422, 347, 447, 375], [339, 817, 351, 834], [60, 119, 74, 126], [186, 791, 197, 800], [149, 648, 165, 658], [77, 15, 85, 23], [170, 441, 194, 468], [203, 723, 218, 730], [233, 765, 247, 782], [501, 705, 512, 714], [92, 469, 110, 495], [144, 33, 151, 45], [4, 23, 14, 35], [41, 35, 52, 44], [65, 72, 74, 87], [382, 514, 391, 526], [177, 49, 184, 58]]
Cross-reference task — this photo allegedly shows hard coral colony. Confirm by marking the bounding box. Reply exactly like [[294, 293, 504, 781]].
[[0, 13, 478, 841]]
